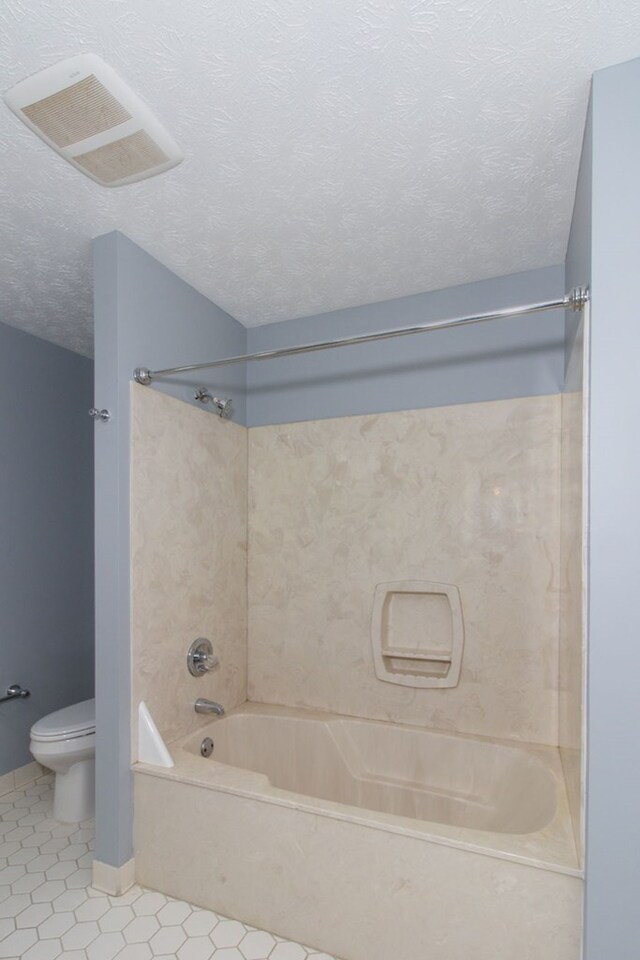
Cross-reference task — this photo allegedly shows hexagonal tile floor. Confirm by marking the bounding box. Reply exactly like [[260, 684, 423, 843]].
[[0, 773, 338, 960]]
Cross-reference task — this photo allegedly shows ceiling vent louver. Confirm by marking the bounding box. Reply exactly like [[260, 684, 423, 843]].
[[3, 54, 182, 187]]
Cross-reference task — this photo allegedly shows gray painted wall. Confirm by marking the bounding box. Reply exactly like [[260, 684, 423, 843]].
[[246, 266, 565, 427], [583, 56, 640, 960], [565, 98, 592, 374], [93, 232, 246, 867], [0, 320, 94, 776]]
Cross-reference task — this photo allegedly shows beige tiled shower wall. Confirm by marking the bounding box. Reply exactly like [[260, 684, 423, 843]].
[[559, 319, 588, 862], [130, 389, 566, 751], [248, 395, 563, 745], [130, 385, 248, 751]]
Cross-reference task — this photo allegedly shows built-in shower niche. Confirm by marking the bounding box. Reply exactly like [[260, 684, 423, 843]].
[[371, 581, 464, 688]]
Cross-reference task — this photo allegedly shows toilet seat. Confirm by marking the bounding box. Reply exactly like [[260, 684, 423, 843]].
[[30, 698, 95, 743]]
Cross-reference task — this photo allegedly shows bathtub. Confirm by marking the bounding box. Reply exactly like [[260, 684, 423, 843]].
[[134, 703, 583, 960]]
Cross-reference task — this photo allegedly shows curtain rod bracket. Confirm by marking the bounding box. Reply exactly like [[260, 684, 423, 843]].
[[566, 286, 589, 311], [134, 367, 153, 385]]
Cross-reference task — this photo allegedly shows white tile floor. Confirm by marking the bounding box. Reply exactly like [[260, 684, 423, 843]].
[[0, 772, 337, 960]]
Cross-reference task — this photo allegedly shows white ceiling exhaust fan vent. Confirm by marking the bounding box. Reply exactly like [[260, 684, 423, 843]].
[[3, 54, 182, 187]]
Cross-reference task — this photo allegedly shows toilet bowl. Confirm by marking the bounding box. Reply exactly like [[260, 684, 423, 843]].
[[30, 698, 95, 823]]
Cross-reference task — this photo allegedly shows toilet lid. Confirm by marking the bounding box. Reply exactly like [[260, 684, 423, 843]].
[[30, 698, 95, 742]]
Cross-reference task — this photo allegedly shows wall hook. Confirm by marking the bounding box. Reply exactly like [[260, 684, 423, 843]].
[[88, 407, 111, 422]]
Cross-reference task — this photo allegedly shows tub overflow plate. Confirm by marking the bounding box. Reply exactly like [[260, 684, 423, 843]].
[[200, 737, 214, 758]]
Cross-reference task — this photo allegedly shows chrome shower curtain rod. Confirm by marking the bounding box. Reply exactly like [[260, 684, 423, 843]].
[[133, 286, 589, 386]]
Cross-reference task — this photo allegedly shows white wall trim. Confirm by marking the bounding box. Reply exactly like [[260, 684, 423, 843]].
[[92, 857, 136, 896], [0, 761, 44, 797]]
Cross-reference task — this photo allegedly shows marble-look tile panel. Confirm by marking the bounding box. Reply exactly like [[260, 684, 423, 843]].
[[131, 385, 248, 749], [135, 768, 582, 960], [248, 396, 562, 744], [559, 320, 587, 862]]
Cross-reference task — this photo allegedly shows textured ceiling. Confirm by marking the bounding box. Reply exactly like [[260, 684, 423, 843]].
[[1, 2, 639, 356]]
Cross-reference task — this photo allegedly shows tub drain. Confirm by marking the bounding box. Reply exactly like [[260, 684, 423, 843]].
[[200, 737, 214, 757]]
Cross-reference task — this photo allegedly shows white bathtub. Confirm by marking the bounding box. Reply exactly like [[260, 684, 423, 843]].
[[134, 703, 582, 960]]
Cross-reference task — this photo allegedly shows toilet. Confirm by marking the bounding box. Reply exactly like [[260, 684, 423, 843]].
[[29, 698, 96, 823]]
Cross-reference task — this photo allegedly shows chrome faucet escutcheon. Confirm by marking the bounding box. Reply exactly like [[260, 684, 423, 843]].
[[187, 638, 219, 677]]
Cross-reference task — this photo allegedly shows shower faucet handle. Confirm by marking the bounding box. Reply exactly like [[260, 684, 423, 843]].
[[187, 638, 219, 677]]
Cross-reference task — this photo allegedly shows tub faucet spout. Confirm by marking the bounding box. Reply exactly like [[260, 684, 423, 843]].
[[194, 698, 225, 716]]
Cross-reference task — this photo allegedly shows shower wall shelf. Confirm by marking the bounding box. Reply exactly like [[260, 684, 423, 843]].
[[382, 648, 453, 662], [371, 580, 464, 689]]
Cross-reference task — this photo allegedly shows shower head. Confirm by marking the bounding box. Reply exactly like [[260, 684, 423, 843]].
[[194, 388, 233, 419]]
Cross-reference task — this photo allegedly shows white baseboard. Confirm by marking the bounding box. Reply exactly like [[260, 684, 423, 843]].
[[93, 857, 136, 896], [0, 761, 44, 796]]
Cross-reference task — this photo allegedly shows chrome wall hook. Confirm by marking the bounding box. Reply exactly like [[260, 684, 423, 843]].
[[88, 407, 111, 422]]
